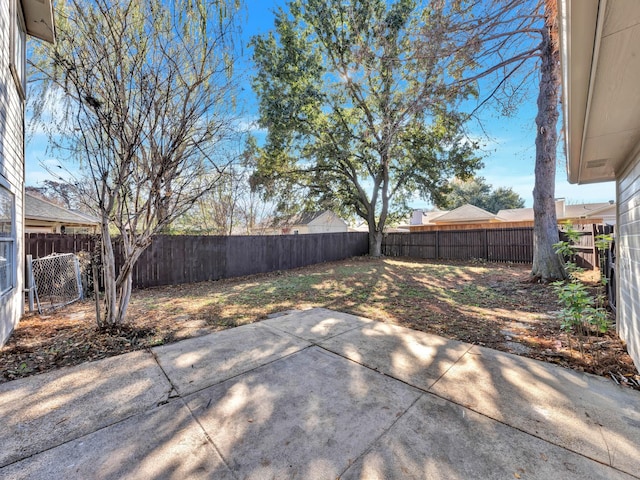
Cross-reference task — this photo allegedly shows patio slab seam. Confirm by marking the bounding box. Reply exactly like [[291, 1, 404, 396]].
[[424, 358, 637, 477], [260, 316, 368, 344], [155, 340, 316, 398], [0, 397, 183, 471], [149, 348, 181, 404], [336, 392, 425, 479], [422, 390, 636, 478], [180, 398, 241, 480], [423, 341, 475, 389], [312, 341, 636, 478]]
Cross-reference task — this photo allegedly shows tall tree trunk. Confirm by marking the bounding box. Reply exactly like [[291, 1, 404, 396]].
[[531, 5, 566, 282], [367, 197, 384, 257], [368, 228, 383, 257]]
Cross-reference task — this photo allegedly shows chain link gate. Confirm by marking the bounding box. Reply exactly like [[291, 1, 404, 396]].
[[30, 253, 84, 313]]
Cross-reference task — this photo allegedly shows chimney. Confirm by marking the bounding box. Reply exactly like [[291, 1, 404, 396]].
[[410, 210, 424, 225], [555, 198, 566, 219]]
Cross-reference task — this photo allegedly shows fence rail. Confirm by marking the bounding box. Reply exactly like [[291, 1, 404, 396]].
[[24, 233, 99, 259]]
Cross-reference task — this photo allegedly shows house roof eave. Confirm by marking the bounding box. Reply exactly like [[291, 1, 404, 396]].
[[21, 0, 56, 43]]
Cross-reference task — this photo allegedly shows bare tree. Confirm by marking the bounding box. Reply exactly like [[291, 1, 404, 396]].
[[26, 179, 93, 213], [29, 0, 242, 326], [169, 153, 277, 235]]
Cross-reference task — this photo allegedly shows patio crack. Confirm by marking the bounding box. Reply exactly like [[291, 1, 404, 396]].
[[149, 349, 242, 479], [149, 348, 180, 405]]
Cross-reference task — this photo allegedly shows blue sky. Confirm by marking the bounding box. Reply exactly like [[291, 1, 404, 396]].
[[25, 1, 616, 208]]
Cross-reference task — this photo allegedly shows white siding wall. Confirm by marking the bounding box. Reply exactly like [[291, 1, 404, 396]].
[[0, 1, 25, 345], [617, 156, 640, 370]]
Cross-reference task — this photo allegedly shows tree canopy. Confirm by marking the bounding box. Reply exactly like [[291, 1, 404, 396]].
[[250, 0, 482, 255], [437, 177, 525, 214]]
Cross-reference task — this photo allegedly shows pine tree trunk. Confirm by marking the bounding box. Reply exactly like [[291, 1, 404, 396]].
[[531, 9, 567, 282]]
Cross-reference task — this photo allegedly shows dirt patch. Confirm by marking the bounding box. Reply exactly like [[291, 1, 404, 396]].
[[2, 257, 638, 389]]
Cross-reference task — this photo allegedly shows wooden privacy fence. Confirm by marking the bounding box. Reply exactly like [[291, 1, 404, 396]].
[[24, 233, 99, 259], [382, 228, 534, 263], [557, 223, 612, 270], [24, 232, 369, 289], [383, 224, 607, 267], [120, 233, 369, 288]]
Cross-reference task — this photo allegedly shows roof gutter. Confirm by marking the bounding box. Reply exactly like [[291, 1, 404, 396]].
[[577, 0, 607, 184], [558, 0, 600, 184]]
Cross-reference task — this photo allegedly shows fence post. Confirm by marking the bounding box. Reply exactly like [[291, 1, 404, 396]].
[[26, 254, 34, 312], [484, 229, 489, 261], [591, 223, 598, 270], [93, 262, 101, 323], [435, 230, 439, 259]]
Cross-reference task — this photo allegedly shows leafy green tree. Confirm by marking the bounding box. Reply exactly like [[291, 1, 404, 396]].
[[250, 0, 481, 255], [29, 0, 242, 327], [486, 187, 526, 214], [438, 177, 525, 214]]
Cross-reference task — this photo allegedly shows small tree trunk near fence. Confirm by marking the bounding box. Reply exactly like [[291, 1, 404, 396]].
[[100, 223, 117, 329]]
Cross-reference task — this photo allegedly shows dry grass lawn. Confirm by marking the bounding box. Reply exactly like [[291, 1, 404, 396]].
[[2, 257, 638, 389]]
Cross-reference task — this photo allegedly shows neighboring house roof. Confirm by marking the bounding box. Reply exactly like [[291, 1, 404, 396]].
[[431, 204, 502, 223], [256, 210, 347, 230], [496, 201, 617, 223], [562, 202, 613, 218], [24, 193, 100, 225], [291, 211, 334, 226], [279, 211, 346, 228], [421, 209, 448, 224], [583, 203, 616, 218], [496, 207, 533, 222], [412, 202, 618, 227]]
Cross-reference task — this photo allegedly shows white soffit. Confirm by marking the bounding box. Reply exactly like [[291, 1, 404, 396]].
[[563, 0, 640, 184], [21, 0, 55, 43]]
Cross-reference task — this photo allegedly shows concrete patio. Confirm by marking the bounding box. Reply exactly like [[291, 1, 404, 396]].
[[1, 308, 639, 479]]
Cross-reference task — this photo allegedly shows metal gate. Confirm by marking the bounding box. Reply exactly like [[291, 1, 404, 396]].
[[30, 253, 83, 313]]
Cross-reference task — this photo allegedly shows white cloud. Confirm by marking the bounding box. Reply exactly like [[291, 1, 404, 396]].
[[235, 117, 267, 134]]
